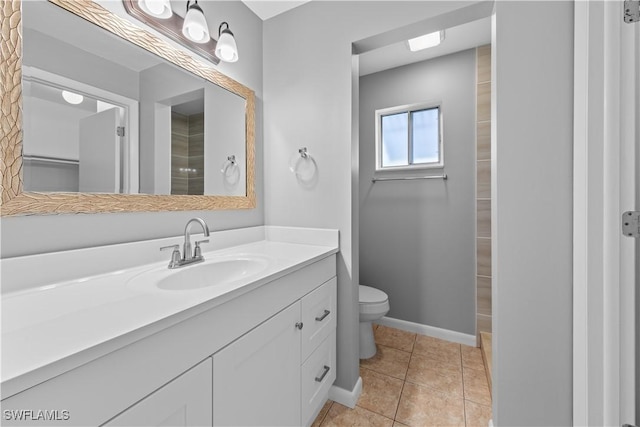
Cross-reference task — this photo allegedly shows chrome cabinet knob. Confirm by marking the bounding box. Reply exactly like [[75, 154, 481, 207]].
[[295, 322, 304, 330]]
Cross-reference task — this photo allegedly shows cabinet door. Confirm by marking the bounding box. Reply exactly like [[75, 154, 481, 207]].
[[103, 358, 212, 427], [213, 302, 301, 426]]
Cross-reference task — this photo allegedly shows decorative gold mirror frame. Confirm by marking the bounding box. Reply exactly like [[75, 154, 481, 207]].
[[0, 0, 255, 216]]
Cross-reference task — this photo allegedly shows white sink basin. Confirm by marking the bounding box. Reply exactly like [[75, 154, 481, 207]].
[[158, 258, 269, 290], [129, 256, 270, 291]]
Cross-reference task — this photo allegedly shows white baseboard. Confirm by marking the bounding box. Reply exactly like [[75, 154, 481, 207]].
[[377, 316, 477, 347], [328, 376, 362, 409]]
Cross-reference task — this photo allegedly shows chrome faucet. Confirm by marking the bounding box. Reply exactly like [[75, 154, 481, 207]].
[[160, 218, 210, 269]]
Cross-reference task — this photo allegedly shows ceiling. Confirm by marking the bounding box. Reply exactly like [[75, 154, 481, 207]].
[[237, 1, 490, 76], [240, 1, 310, 21], [359, 16, 492, 76]]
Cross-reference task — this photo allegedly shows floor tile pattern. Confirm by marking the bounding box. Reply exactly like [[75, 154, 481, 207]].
[[313, 325, 492, 427]]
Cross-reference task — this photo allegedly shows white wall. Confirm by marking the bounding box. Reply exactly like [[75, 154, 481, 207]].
[[22, 97, 87, 160], [1, 0, 264, 258], [263, 0, 478, 396], [359, 49, 476, 335], [492, 2, 573, 425]]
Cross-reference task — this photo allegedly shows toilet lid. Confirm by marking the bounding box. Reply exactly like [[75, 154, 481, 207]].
[[359, 285, 388, 304]]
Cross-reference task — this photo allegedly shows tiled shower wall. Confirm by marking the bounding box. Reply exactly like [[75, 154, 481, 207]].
[[171, 112, 204, 195], [476, 45, 492, 338]]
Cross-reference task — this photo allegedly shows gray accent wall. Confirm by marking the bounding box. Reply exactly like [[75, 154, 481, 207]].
[[1, 1, 264, 258], [359, 49, 476, 336]]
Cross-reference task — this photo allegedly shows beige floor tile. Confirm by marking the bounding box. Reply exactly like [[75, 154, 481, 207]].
[[311, 400, 333, 427], [374, 326, 416, 353], [360, 345, 411, 380], [393, 422, 410, 427], [412, 336, 462, 369], [408, 352, 462, 377], [395, 382, 465, 427], [463, 366, 492, 406], [464, 400, 492, 427], [405, 360, 463, 397], [358, 368, 404, 419], [320, 403, 394, 427], [461, 345, 485, 371]]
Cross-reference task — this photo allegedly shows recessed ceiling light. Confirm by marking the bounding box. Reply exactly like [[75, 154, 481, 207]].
[[407, 30, 445, 52], [61, 90, 84, 105]]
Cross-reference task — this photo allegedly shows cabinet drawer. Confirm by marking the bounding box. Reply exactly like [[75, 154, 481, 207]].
[[301, 331, 336, 427], [301, 278, 336, 361]]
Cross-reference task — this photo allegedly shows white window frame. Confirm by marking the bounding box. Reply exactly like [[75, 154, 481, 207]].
[[374, 101, 444, 173]]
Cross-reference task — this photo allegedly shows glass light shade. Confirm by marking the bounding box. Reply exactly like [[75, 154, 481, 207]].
[[215, 29, 238, 63], [182, 3, 210, 44], [138, 0, 172, 19], [407, 30, 445, 52], [61, 90, 84, 105]]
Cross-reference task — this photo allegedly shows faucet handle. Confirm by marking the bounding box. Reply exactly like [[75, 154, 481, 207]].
[[160, 244, 181, 267], [194, 240, 209, 258]]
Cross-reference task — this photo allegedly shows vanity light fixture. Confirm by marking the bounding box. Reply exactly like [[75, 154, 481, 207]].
[[182, 0, 210, 44], [214, 22, 238, 63], [407, 30, 445, 52], [137, 0, 172, 19], [61, 90, 83, 105], [123, 0, 240, 65]]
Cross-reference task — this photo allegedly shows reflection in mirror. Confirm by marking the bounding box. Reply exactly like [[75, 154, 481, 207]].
[[171, 95, 205, 195], [21, 0, 247, 197], [22, 68, 137, 193]]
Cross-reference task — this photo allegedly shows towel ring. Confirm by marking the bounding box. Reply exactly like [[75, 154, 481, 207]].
[[221, 155, 237, 176]]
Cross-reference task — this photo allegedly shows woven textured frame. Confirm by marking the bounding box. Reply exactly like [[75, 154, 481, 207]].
[[0, 0, 256, 216]]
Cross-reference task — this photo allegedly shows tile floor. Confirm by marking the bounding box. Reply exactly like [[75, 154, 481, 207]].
[[312, 324, 492, 427]]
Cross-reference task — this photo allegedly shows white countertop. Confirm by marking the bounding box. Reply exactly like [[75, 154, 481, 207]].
[[1, 227, 338, 398]]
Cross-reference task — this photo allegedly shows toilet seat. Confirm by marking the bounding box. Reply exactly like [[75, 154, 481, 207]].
[[359, 285, 389, 314], [359, 285, 388, 304]]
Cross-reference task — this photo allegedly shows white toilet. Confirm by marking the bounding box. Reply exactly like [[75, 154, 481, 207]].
[[359, 285, 390, 359]]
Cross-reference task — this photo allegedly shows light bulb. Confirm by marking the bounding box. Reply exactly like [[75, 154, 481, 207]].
[[219, 46, 235, 61], [148, 0, 165, 15], [187, 26, 204, 42], [138, 0, 172, 19], [215, 23, 238, 63], [182, 1, 210, 43]]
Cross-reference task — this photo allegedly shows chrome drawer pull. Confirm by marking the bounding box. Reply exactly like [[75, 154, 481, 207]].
[[315, 365, 330, 382], [315, 310, 330, 322]]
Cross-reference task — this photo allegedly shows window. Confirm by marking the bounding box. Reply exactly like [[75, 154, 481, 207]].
[[375, 103, 442, 172]]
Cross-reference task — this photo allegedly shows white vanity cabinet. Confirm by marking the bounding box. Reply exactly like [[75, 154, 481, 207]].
[[1, 253, 337, 427], [103, 359, 212, 427], [213, 278, 336, 427]]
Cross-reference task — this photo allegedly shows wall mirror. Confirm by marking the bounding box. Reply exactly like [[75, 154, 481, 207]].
[[0, 0, 255, 216]]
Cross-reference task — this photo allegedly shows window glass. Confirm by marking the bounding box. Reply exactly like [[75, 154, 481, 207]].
[[377, 103, 442, 171], [412, 108, 439, 164], [381, 112, 408, 167]]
